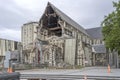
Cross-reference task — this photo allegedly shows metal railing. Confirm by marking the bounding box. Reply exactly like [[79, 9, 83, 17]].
[[0, 72, 20, 80], [20, 74, 120, 80], [1, 72, 119, 80]]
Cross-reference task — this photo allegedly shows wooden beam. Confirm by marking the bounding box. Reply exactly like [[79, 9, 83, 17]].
[[49, 27, 61, 30]]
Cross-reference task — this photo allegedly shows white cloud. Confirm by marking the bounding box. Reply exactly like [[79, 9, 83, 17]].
[[12, 0, 47, 11], [0, 0, 24, 16], [0, 0, 119, 41], [0, 28, 21, 41]]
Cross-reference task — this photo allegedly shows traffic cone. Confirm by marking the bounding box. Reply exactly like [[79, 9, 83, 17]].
[[7, 67, 13, 73], [9, 67, 13, 73], [84, 74, 87, 80], [107, 64, 111, 73]]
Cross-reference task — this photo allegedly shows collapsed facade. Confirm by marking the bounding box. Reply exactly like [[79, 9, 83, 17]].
[[36, 2, 92, 67]]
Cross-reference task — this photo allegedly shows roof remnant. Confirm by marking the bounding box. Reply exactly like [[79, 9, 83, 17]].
[[86, 27, 103, 39], [40, 2, 89, 36], [92, 44, 106, 53]]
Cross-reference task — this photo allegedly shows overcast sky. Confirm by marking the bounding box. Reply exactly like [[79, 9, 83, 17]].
[[0, 0, 118, 41]]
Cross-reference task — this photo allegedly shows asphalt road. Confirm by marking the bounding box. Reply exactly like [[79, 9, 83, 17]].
[[17, 67, 120, 80]]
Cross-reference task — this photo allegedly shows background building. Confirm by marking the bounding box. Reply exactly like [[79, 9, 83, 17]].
[[0, 38, 20, 67], [22, 22, 38, 50], [21, 22, 38, 63]]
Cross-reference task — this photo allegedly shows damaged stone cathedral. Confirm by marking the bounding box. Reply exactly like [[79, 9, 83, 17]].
[[38, 2, 93, 66], [22, 2, 105, 67]]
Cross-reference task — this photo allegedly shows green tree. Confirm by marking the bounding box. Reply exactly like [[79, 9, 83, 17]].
[[101, 1, 120, 54]]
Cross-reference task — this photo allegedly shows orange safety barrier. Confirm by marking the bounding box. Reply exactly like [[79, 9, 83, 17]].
[[107, 64, 111, 73], [7, 67, 13, 73]]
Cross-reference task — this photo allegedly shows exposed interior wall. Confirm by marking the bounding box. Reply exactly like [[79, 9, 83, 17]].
[[40, 4, 62, 38]]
